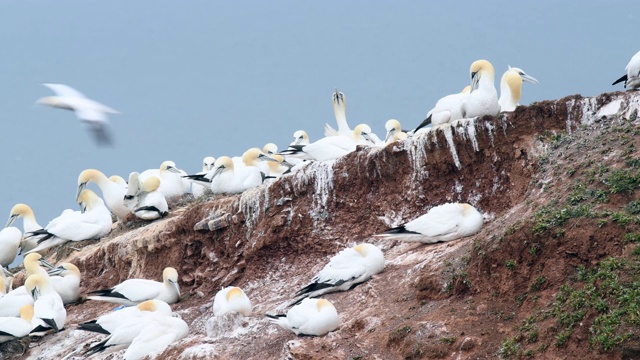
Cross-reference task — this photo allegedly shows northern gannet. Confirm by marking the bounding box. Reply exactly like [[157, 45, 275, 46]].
[[78, 299, 172, 335], [77, 169, 129, 221], [191, 157, 216, 198], [212, 286, 252, 316], [87, 267, 180, 306], [375, 203, 483, 243], [207, 156, 263, 194], [0, 227, 21, 267], [291, 243, 384, 305], [384, 119, 408, 143], [26, 274, 66, 334], [267, 298, 339, 336], [498, 66, 539, 112], [413, 85, 471, 133], [122, 315, 189, 360], [612, 50, 640, 90], [290, 130, 310, 146], [47, 262, 81, 304], [0, 305, 33, 343], [140, 161, 190, 200], [281, 124, 377, 161], [324, 89, 351, 137], [0, 254, 49, 316], [124, 173, 169, 220], [84, 300, 176, 356], [109, 175, 128, 189], [6, 203, 46, 255], [36, 83, 119, 146], [463, 59, 501, 118], [25, 189, 112, 254]]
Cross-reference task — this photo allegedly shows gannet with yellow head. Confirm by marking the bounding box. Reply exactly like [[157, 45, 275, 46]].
[[375, 202, 483, 243], [87, 267, 180, 306], [78, 299, 172, 335], [26, 274, 66, 335], [267, 298, 339, 336], [463, 59, 501, 118], [77, 168, 129, 221], [36, 83, 119, 146], [47, 262, 82, 304], [499, 66, 539, 112], [25, 189, 112, 254], [212, 286, 252, 316], [0, 304, 34, 343], [290, 243, 384, 305]]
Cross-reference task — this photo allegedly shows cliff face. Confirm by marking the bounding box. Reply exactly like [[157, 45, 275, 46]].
[[6, 91, 640, 360]]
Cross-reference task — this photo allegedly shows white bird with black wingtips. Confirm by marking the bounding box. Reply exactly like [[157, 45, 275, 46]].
[[26, 274, 66, 335], [267, 298, 339, 336], [290, 243, 384, 305], [375, 203, 483, 243], [613, 50, 640, 90], [36, 83, 119, 146], [87, 267, 180, 306]]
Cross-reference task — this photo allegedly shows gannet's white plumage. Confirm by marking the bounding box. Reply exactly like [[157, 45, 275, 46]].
[[324, 89, 351, 137], [375, 203, 483, 243], [0, 227, 21, 267], [267, 298, 339, 336], [282, 124, 377, 162], [613, 50, 640, 90], [290, 130, 310, 146], [109, 175, 128, 189], [83, 300, 175, 356], [233, 147, 273, 177], [47, 263, 81, 304], [0, 254, 49, 316], [25, 189, 112, 254], [212, 286, 252, 316], [77, 169, 129, 221], [498, 66, 539, 112], [124, 173, 168, 220], [140, 161, 190, 200], [0, 305, 34, 343], [208, 156, 263, 194], [191, 157, 216, 198], [291, 243, 384, 303], [122, 315, 189, 360], [384, 119, 408, 144], [87, 267, 180, 306], [413, 86, 472, 133], [462, 59, 501, 118], [26, 274, 66, 334], [6, 203, 45, 254], [265, 154, 293, 178], [78, 299, 172, 335], [37, 83, 119, 146]]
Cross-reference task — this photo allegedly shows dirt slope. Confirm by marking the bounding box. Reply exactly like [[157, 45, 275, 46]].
[[3, 91, 640, 360]]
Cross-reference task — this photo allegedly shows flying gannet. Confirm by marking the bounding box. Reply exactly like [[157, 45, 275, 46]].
[[290, 243, 384, 305], [612, 50, 640, 90], [375, 203, 483, 243], [212, 286, 252, 317], [87, 267, 180, 306], [267, 298, 339, 336], [36, 83, 119, 146]]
